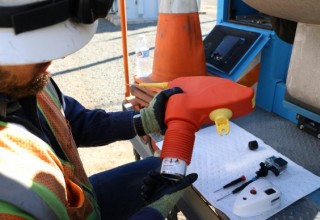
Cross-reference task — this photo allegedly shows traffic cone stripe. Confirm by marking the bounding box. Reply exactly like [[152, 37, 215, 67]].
[[159, 0, 198, 13]]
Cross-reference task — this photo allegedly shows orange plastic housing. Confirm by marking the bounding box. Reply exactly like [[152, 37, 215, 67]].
[[160, 76, 255, 165]]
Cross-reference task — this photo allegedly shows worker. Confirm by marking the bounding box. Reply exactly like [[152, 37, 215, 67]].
[[0, 0, 197, 219]]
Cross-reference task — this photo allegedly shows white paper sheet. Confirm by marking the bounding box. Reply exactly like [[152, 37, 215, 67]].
[[156, 122, 320, 219]]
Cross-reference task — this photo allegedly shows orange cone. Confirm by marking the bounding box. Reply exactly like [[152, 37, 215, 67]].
[[149, 0, 207, 82]]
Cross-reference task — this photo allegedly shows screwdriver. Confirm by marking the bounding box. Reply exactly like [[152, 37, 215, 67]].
[[216, 178, 258, 201], [214, 175, 246, 193]]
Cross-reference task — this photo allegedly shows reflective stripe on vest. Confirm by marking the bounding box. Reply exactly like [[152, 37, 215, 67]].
[[0, 172, 58, 220], [0, 121, 69, 219]]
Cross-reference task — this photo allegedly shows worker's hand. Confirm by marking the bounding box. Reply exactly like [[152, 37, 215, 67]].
[[140, 87, 183, 135], [141, 171, 198, 204], [141, 171, 197, 218]]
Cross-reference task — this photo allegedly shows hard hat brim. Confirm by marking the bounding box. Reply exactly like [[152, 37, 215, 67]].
[[0, 19, 98, 65]]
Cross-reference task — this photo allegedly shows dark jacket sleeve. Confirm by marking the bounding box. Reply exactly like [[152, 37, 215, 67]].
[[128, 207, 164, 220], [50, 79, 138, 147]]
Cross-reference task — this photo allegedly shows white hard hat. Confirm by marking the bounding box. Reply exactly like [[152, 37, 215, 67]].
[[0, 0, 112, 65]]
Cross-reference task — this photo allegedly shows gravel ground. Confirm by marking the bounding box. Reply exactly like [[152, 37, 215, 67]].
[[52, 1, 216, 218]]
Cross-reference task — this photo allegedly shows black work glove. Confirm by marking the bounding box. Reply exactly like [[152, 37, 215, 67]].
[[141, 171, 198, 204], [141, 171, 197, 218], [140, 87, 183, 135]]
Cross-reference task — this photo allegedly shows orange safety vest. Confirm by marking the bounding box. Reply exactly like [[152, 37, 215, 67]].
[[0, 83, 100, 219]]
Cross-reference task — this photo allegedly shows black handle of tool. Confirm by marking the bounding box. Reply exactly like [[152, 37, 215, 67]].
[[223, 175, 246, 189], [232, 179, 255, 194]]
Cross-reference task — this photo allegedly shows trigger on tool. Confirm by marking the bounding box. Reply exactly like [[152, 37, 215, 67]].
[[209, 108, 233, 135]]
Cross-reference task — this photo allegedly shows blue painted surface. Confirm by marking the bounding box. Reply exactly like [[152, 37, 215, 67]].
[[212, 0, 294, 119], [255, 35, 292, 112], [283, 101, 320, 123], [273, 83, 297, 123]]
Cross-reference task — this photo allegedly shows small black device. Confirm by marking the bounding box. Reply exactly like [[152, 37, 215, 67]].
[[265, 156, 288, 176], [248, 140, 258, 150]]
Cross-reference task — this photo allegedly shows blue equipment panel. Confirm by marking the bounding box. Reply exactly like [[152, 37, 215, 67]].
[[205, 0, 296, 123], [204, 25, 262, 80], [204, 25, 259, 76]]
